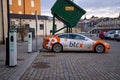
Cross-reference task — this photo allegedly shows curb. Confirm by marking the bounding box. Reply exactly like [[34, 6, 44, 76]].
[[8, 52, 39, 80]]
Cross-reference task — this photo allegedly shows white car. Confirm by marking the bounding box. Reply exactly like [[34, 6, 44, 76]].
[[104, 30, 120, 39], [43, 33, 110, 53], [114, 31, 120, 41]]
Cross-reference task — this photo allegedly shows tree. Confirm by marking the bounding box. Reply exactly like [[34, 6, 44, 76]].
[[18, 23, 28, 41]]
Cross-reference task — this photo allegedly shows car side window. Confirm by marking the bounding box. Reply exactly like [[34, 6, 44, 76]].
[[110, 31, 115, 34], [74, 35, 85, 40], [58, 34, 69, 38], [69, 34, 85, 40], [68, 34, 75, 39]]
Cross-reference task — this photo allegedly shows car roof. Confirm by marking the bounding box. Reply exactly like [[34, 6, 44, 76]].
[[58, 33, 84, 37], [106, 30, 115, 33], [57, 33, 88, 38], [58, 33, 80, 35]]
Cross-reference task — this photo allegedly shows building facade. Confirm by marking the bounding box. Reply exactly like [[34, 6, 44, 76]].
[[78, 15, 120, 33], [0, 0, 8, 44], [10, 14, 64, 40], [9, 0, 41, 15]]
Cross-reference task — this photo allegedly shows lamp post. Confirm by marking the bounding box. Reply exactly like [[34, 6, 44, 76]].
[[6, 0, 10, 66], [35, 11, 38, 51]]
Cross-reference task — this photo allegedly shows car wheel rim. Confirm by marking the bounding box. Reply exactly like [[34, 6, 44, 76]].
[[96, 45, 104, 53], [53, 44, 62, 52]]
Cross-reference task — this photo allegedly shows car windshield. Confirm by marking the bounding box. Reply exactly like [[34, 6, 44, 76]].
[[105, 30, 115, 35]]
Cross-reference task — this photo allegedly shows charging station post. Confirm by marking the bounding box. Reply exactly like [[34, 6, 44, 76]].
[[9, 29, 17, 67], [28, 32, 32, 53]]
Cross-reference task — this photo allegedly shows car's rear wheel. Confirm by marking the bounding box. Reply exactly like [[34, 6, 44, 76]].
[[116, 39, 120, 41], [95, 44, 105, 53], [52, 43, 63, 53]]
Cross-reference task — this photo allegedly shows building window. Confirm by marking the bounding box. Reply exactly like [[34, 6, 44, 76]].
[[10, 11, 13, 13], [29, 20, 32, 22], [31, 13, 35, 15], [18, 11, 22, 14], [10, 21, 15, 26], [9, 0, 12, 5], [39, 24, 44, 30], [18, 0, 22, 6], [16, 19, 19, 21], [31, 0, 34, 7], [41, 20, 44, 22]]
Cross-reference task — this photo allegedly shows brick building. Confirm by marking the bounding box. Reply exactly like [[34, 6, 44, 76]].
[[9, 0, 41, 15]]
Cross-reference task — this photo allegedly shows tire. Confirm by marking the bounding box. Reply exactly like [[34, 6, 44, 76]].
[[117, 39, 120, 42], [52, 43, 63, 53], [95, 44, 105, 53]]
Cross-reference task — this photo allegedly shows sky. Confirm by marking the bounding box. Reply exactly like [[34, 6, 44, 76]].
[[41, 0, 120, 19]]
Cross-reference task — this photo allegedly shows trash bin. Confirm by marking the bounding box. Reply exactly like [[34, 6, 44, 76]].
[[51, 0, 86, 27]]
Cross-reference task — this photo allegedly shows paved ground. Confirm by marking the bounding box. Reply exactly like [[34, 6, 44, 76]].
[[0, 37, 120, 80], [0, 37, 42, 80], [20, 40, 120, 80]]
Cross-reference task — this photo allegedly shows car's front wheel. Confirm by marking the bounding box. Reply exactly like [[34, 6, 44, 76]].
[[95, 44, 105, 53], [52, 43, 63, 53]]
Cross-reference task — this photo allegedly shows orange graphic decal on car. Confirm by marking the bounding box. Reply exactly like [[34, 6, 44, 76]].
[[46, 37, 60, 49], [79, 44, 83, 48]]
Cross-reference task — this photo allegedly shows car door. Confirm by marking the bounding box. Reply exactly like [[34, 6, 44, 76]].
[[58, 34, 70, 50], [108, 30, 115, 39], [63, 34, 78, 50], [69, 34, 94, 51], [80, 38, 94, 51], [66, 34, 86, 51]]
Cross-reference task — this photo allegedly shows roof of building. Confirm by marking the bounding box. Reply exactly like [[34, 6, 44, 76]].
[[10, 14, 50, 20]]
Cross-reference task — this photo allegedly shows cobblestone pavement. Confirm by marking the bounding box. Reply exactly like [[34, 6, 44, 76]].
[[0, 42, 31, 80], [0, 37, 42, 80], [20, 40, 120, 80]]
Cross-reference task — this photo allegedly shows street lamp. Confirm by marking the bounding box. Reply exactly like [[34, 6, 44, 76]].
[[35, 11, 38, 50], [6, 0, 10, 66]]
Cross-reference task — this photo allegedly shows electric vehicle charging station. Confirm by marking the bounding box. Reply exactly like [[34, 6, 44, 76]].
[[28, 32, 32, 53], [9, 30, 17, 67]]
